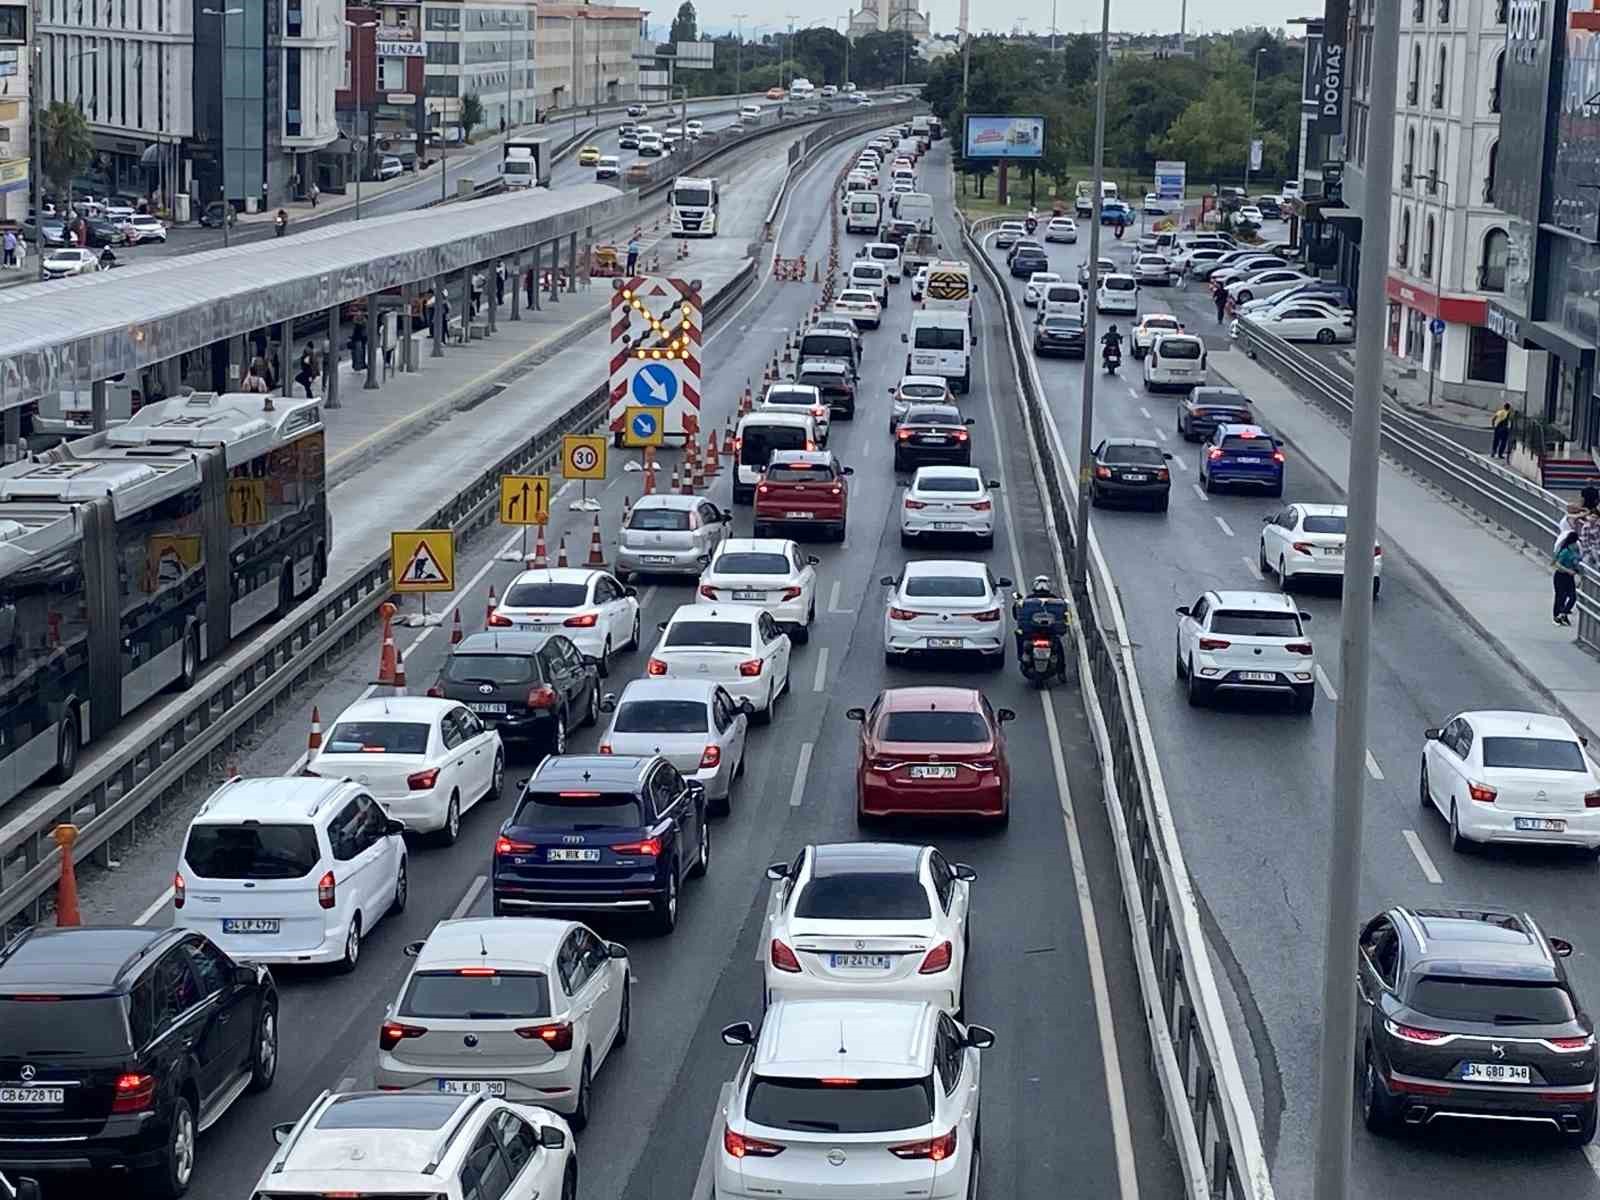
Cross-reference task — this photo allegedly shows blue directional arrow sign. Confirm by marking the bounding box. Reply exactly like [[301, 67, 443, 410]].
[[631, 361, 679, 407], [623, 405, 663, 447]]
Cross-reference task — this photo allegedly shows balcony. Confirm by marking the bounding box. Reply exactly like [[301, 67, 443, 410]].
[[1402, 164, 1415, 187], [1426, 174, 1440, 195], [1478, 263, 1506, 291]]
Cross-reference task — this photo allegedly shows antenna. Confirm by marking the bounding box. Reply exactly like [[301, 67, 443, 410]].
[[837, 1021, 848, 1055], [479, 933, 489, 959]]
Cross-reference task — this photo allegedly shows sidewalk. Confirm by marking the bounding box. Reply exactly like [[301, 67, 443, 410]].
[[1315, 343, 1498, 456], [1211, 347, 1600, 739]]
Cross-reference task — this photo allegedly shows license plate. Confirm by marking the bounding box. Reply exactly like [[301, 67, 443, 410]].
[[933, 521, 964, 529], [785, 511, 815, 519], [733, 590, 765, 601], [909, 764, 958, 779], [920, 436, 948, 443], [471, 702, 508, 714], [0, 1087, 64, 1105], [1234, 456, 1262, 464], [547, 849, 601, 862], [222, 917, 280, 934], [437, 1079, 507, 1096], [1461, 1063, 1531, 1084], [1237, 671, 1276, 683], [1515, 817, 1566, 832], [643, 555, 675, 565], [829, 953, 894, 970], [1321, 548, 1342, 557], [1121, 473, 1148, 482], [927, 637, 964, 649]]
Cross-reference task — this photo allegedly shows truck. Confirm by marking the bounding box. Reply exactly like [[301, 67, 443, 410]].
[[669, 176, 720, 237], [921, 260, 973, 321], [901, 231, 941, 278], [911, 114, 931, 139], [1074, 179, 1119, 216], [790, 77, 815, 98], [501, 138, 551, 189]]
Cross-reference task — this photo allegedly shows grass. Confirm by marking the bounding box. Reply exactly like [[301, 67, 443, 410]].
[[953, 165, 1233, 220]]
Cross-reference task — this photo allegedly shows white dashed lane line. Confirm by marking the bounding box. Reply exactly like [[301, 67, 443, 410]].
[[1214, 516, 1234, 537], [1366, 750, 1385, 781], [1402, 830, 1444, 885], [1138, 406, 1152, 419], [1152, 427, 1168, 443], [812, 646, 830, 692], [1241, 556, 1262, 581], [1191, 483, 1209, 503], [1315, 664, 1339, 701], [1168, 455, 1187, 472], [788, 742, 815, 807]]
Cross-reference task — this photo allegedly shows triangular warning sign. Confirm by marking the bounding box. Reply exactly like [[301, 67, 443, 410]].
[[648, 283, 667, 295], [402, 539, 449, 585]]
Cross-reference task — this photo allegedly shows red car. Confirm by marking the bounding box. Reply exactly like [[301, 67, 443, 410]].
[[753, 449, 853, 542], [846, 686, 1015, 826]]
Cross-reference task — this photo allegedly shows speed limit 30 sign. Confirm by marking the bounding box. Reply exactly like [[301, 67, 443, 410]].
[[562, 434, 608, 481]]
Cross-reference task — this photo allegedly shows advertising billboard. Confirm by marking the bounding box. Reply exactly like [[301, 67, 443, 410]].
[[1154, 160, 1186, 199], [963, 114, 1045, 159], [1498, 0, 1565, 228], [1312, 0, 1348, 136]]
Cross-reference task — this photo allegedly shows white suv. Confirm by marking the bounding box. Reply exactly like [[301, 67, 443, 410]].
[[174, 777, 408, 973], [1173, 589, 1316, 713]]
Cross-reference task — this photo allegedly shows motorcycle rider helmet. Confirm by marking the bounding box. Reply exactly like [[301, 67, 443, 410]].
[[1030, 575, 1055, 598]]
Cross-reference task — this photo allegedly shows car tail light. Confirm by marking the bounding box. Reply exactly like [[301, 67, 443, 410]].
[[770, 939, 802, 972], [733, 436, 742, 454], [407, 768, 440, 791], [172, 872, 185, 910], [1586, 790, 1600, 809], [487, 612, 513, 627], [1292, 542, 1314, 555], [495, 836, 535, 855], [111, 1073, 158, 1114], [426, 685, 444, 698], [1155, 469, 1170, 481], [699, 584, 720, 600], [781, 586, 803, 601], [739, 659, 764, 677], [527, 686, 559, 710], [1286, 642, 1313, 655], [379, 1021, 427, 1051], [971, 757, 996, 771], [897, 428, 913, 440], [317, 870, 336, 909], [953, 429, 969, 441], [1197, 637, 1230, 651], [1550, 1034, 1596, 1052], [514, 1022, 574, 1051], [973, 608, 1001, 622], [812, 406, 828, 419], [870, 757, 900, 772], [700, 745, 722, 769], [564, 612, 598, 628], [889, 1128, 958, 1161], [757, 484, 769, 495], [1468, 782, 1498, 804], [613, 837, 662, 857], [1272, 449, 1286, 463], [1095, 466, 1112, 479], [1386, 1020, 1451, 1044], [647, 658, 668, 676], [918, 941, 953, 974], [904, 499, 928, 509], [599, 743, 613, 754], [1207, 448, 1223, 460], [1374, 545, 1383, 557], [724, 1128, 786, 1158], [888, 607, 922, 621]]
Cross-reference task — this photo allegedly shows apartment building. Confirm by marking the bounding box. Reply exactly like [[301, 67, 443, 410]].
[[0, 3, 28, 223]]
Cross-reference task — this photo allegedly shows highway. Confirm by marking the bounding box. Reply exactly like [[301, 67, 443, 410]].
[[978, 222, 1600, 1195], [55, 137, 1181, 1198]]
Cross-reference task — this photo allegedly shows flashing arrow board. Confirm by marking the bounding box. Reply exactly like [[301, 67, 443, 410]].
[[608, 275, 703, 441], [499, 475, 551, 526], [392, 530, 455, 592]]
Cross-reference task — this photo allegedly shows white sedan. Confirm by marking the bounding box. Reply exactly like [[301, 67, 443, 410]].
[[900, 466, 997, 547], [1078, 256, 1116, 286], [1133, 254, 1173, 285], [1251, 299, 1354, 344], [1259, 502, 1383, 596], [1225, 268, 1314, 305], [993, 220, 1026, 248], [1143, 192, 1181, 215], [1421, 710, 1600, 853], [757, 382, 831, 446], [306, 696, 504, 844], [763, 842, 975, 1012], [126, 213, 168, 242], [42, 248, 100, 278], [600, 678, 751, 814], [647, 605, 792, 723], [881, 560, 1012, 666], [491, 567, 641, 674], [832, 288, 882, 330], [1023, 271, 1063, 307], [699, 538, 819, 640], [1044, 216, 1078, 243], [1237, 204, 1265, 224]]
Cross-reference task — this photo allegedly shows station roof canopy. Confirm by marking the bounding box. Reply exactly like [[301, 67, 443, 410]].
[[0, 183, 635, 412]]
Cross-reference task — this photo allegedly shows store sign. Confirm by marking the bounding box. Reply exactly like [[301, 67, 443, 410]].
[[378, 24, 415, 40], [1301, 31, 1325, 106], [1314, 0, 1348, 135], [377, 40, 425, 57], [1488, 304, 1523, 344], [1507, 0, 1547, 65]]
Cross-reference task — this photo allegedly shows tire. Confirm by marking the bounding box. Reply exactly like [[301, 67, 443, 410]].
[[389, 857, 408, 914], [1185, 659, 1209, 708], [901, 530, 915, 547], [1316, 328, 1336, 344], [754, 683, 776, 726], [1292, 686, 1315, 715], [1449, 801, 1474, 853], [688, 816, 711, 878], [1419, 761, 1433, 812], [753, 522, 770, 539], [598, 638, 613, 678], [1565, 1101, 1598, 1146], [562, 1162, 579, 1200], [978, 532, 995, 548], [1360, 1048, 1402, 1135], [651, 869, 679, 933], [615, 980, 631, 1048], [1259, 543, 1270, 574], [1202, 472, 1214, 494], [438, 793, 461, 846], [625, 613, 641, 651], [1175, 640, 1187, 679], [1269, 481, 1284, 497], [1156, 495, 1169, 512], [172, 626, 200, 692], [1373, 577, 1382, 601], [335, 914, 361, 974], [571, 1054, 593, 1131], [144, 1092, 197, 1198], [583, 685, 600, 728], [247, 1003, 278, 1093], [791, 621, 811, 646], [275, 568, 295, 620], [46, 712, 79, 785], [1237, 290, 1253, 303], [1279, 559, 1292, 593], [549, 711, 568, 758]]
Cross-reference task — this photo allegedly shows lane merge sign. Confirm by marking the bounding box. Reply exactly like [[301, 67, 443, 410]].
[[391, 529, 455, 592], [499, 475, 552, 526], [562, 435, 607, 481]]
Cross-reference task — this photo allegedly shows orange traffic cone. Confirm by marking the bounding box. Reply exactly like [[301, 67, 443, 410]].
[[52, 824, 80, 927], [680, 463, 694, 495], [485, 585, 497, 627], [377, 601, 398, 685], [532, 524, 549, 569], [643, 453, 657, 495], [670, 465, 681, 493], [586, 517, 606, 567], [621, 495, 633, 530], [393, 647, 407, 695], [308, 706, 323, 752], [692, 453, 706, 491], [450, 608, 463, 645], [557, 535, 570, 568], [706, 431, 720, 476]]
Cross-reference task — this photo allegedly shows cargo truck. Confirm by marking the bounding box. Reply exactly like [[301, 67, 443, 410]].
[[500, 138, 552, 189]]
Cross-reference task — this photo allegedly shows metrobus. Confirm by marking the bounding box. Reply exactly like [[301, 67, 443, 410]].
[[0, 391, 330, 805]]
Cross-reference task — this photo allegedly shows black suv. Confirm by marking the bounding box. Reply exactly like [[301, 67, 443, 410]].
[[1177, 386, 1254, 443], [0, 926, 277, 1195], [433, 630, 600, 758], [894, 404, 975, 471], [1357, 906, 1596, 1142]]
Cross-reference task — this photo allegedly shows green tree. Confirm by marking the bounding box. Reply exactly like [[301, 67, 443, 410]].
[[460, 93, 484, 142], [1149, 80, 1250, 182], [670, 1, 697, 44], [40, 101, 93, 202]]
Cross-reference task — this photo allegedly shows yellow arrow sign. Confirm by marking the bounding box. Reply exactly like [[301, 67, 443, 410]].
[[499, 475, 551, 526], [227, 478, 267, 527]]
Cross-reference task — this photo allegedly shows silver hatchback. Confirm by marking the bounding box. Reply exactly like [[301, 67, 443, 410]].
[[615, 494, 732, 581], [599, 678, 752, 814]]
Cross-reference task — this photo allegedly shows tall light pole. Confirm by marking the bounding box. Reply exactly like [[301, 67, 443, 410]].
[[202, 7, 242, 245], [732, 13, 747, 97], [783, 15, 798, 90], [1244, 47, 1265, 195], [1312, 2, 1400, 1198], [344, 19, 377, 220], [29, 0, 45, 280], [836, 16, 850, 89]]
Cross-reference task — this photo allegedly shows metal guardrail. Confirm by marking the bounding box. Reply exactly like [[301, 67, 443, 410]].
[[966, 214, 1275, 1200]]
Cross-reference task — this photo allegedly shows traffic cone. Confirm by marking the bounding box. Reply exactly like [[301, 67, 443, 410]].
[[52, 824, 80, 927], [681, 462, 695, 495], [643, 450, 657, 495], [377, 601, 398, 685], [812, 261, 820, 283], [670, 464, 681, 493], [393, 647, 407, 696], [586, 516, 606, 567], [531, 525, 549, 569], [557, 535, 570, 567], [485, 585, 497, 627], [621, 494, 633, 530], [308, 706, 323, 752], [724, 419, 736, 453], [224, 753, 240, 780], [706, 431, 720, 476], [692, 453, 706, 491], [450, 609, 463, 645]]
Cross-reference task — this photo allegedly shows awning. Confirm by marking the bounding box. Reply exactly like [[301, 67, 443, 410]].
[[1313, 206, 1361, 225]]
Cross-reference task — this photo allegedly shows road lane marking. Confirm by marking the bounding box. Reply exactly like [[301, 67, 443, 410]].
[[788, 742, 814, 807], [812, 646, 829, 691], [690, 1082, 736, 1200], [1168, 454, 1187, 472], [453, 875, 488, 918], [828, 579, 849, 613], [1152, 427, 1168, 442], [337, 1076, 357, 1093], [1315, 664, 1339, 701], [1191, 482, 1209, 503], [135, 888, 173, 926], [640, 585, 658, 610], [1214, 516, 1234, 537], [1242, 556, 1261, 581], [1582, 1143, 1600, 1180], [1402, 830, 1443, 885], [1365, 750, 1384, 781], [1138, 406, 1152, 419]]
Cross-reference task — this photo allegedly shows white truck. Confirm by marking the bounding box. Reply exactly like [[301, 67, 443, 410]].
[[1074, 179, 1117, 216], [790, 77, 815, 98], [669, 176, 720, 237], [500, 138, 551, 189]]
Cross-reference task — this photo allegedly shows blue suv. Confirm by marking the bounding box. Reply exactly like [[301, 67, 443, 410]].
[[1200, 423, 1284, 495], [492, 754, 710, 933]]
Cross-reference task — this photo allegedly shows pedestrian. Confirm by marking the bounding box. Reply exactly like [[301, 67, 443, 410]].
[[350, 322, 368, 372], [1214, 284, 1228, 325], [240, 365, 266, 394], [310, 181, 320, 209], [495, 261, 507, 307], [250, 353, 276, 393], [1491, 399, 1514, 460], [524, 266, 536, 308], [1554, 529, 1582, 625], [2, 228, 15, 268], [1577, 487, 1600, 567], [626, 236, 641, 275], [294, 344, 319, 398], [578, 250, 592, 292], [1176, 256, 1189, 290]]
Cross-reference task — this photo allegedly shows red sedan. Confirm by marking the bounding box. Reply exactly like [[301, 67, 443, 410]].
[[846, 686, 1015, 826]]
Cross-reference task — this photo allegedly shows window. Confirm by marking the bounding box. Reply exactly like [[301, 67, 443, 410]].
[[1484, 140, 1498, 205], [1360, 916, 1400, 988], [1437, 0, 1450, 20], [1397, 209, 1411, 267], [1411, 0, 1424, 18], [558, 931, 591, 994], [1402, 126, 1415, 185], [1496, 0, 1506, 20], [935, 1015, 963, 1093], [0, 5, 23, 38], [745, 1076, 935, 1133], [1427, 131, 1441, 192], [284, 47, 302, 137], [1409, 978, 1575, 1024], [1480, 228, 1508, 292], [329, 799, 365, 861], [491, 1108, 539, 1176], [1422, 216, 1436, 277], [795, 872, 931, 920], [460, 1125, 515, 1200], [154, 947, 202, 1022], [325, 721, 430, 754], [1407, 45, 1420, 104], [185, 823, 321, 879], [1491, 52, 1503, 113], [183, 937, 233, 997], [1467, 325, 1508, 383], [879, 710, 990, 742], [400, 971, 550, 1019], [1433, 45, 1446, 108]]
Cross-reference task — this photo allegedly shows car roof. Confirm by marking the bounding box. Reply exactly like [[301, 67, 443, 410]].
[[193, 776, 355, 823], [799, 360, 847, 375], [0, 925, 169, 994], [529, 754, 652, 787], [1100, 436, 1161, 450], [675, 604, 764, 626], [1215, 423, 1273, 438], [755, 999, 937, 1078], [1101, 272, 1136, 282], [633, 493, 701, 510], [898, 375, 949, 388], [453, 630, 556, 657], [332, 696, 455, 724], [766, 383, 823, 397], [739, 411, 814, 429], [877, 685, 984, 712], [1207, 590, 1299, 612], [768, 449, 834, 466], [1456, 710, 1580, 740], [1399, 908, 1559, 982], [280, 1092, 472, 1175], [616, 677, 720, 704], [903, 559, 987, 579], [1028, 271, 1061, 280], [811, 841, 925, 877], [1290, 502, 1347, 518], [913, 465, 982, 481], [508, 567, 602, 586], [719, 537, 795, 555], [413, 917, 571, 971]]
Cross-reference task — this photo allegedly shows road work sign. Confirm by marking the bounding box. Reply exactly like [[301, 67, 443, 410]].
[[562, 435, 607, 480], [391, 530, 455, 592]]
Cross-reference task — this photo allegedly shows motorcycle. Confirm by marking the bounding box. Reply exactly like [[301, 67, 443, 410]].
[[1018, 633, 1064, 686], [1024, 216, 1038, 236], [1102, 345, 1121, 375]]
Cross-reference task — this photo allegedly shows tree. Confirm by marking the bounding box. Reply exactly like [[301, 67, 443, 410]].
[[460, 93, 485, 142], [670, 1, 697, 45], [40, 101, 92, 202], [1149, 81, 1250, 182]]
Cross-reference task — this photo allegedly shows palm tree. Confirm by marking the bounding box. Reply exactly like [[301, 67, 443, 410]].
[[40, 101, 94, 204]]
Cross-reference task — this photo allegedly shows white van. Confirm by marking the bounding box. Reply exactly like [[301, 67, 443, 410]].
[[1097, 273, 1139, 315], [897, 191, 934, 233], [847, 260, 890, 307], [734, 411, 819, 503], [903, 309, 973, 393], [891, 167, 916, 189], [1142, 333, 1208, 393], [740, 104, 763, 124], [860, 241, 904, 283], [846, 191, 882, 235], [1036, 282, 1086, 323]]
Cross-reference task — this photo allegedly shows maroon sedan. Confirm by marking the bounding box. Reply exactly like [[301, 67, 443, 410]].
[[846, 686, 1015, 826]]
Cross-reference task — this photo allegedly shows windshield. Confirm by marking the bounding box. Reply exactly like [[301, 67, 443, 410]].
[[746, 1076, 934, 1134], [325, 721, 431, 754], [868, 247, 898, 261], [900, 384, 947, 400], [715, 552, 790, 575], [665, 621, 752, 649], [628, 507, 692, 531], [1209, 610, 1303, 637], [795, 873, 931, 920], [1481, 737, 1587, 771], [400, 971, 551, 1020], [1102, 444, 1165, 466], [913, 327, 964, 351], [504, 161, 531, 176], [512, 793, 644, 829], [1409, 978, 1576, 1025], [185, 823, 321, 879], [919, 474, 982, 493], [504, 582, 588, 608], [673, 187, 711, 206], [903, 575, 987, 598], [0, 997, 131, 1055], [767, 464, 835, 483], [443, 654, 536, 685], [614, 699, 709, 733]]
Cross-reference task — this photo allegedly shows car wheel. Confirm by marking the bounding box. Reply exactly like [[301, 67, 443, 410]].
[[755, 683, 775, 726], [1238, 290, 1253, 303], [1360, 1048, 1402, 1135], [598, 638, 613, 678], [438, 793, 461, 846], [1259, 542, 1270, 574], [1566, 1101, 1599, 1145], [46, 712, 79, 785], [571, 1054, 593, 1131], [626, 613, 641, 651], [144, 1092, 197, 1198], [584, 685, 600, 728], [651, 869, 679, 933], [1419, 761, 1433, 812], [616, 979, 631, 1048], [1292, 686, 1315, 715], [1279, 559, 1292, 593], [562, 1162, 579, 1200], [1316, 328, 1336, 344], [1449, 801, 1474, 853], [1185, 659, 1209, 707], [248, 1003, 278, 1092], [1156, 494, 1169, 512], [1373, 576, 1382, 601], [689, 816, 711, 878], [335, 914, 362, 974], [1202, 471, 1214, 494], [791, 621, 811, 646], [389, 857, 408, 914]]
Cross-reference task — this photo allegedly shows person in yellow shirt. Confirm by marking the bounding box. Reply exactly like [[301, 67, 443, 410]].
[[1491, 400, 1513, 460]]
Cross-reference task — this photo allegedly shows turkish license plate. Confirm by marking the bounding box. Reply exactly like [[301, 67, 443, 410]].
[[829, 953, 894, 970], [933, 521, 965, 530], [1234, 456, 1262, 464], [0, 1087, 64, 1105], [1515, 817, 1566, 833], [643, 555, 675, 565], [223, 917, 280, 934], [1461, 1062, 1531, 1085], [1237, 671, 1277, 683], [1322, 548, 1342, 556], [471, 702, 508, 714], [785, 511, 815, 519], [909, 764, 958, 779], [1121, 473, 1148, 482], [437, 1079, 507, 1096], [547, 849, 601, 862], [927, 637, 964, 649], [733, 590, 765, 601]]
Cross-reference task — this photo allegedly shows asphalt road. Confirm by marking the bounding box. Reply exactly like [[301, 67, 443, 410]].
[[979, 225, 1600, 1197], [52, 137, 1181, 1199]]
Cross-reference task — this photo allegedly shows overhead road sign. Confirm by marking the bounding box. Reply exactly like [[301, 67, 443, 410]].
[[963, 114, 1045, 160], [499, 475, 551, 526], [1154, 160, 1187, 200], [391, 529, 455, 592], [562, 435, 607, 480], [622, 406, 664, 447], [675, 41, 716, 69], [608, 275, 704, 442]]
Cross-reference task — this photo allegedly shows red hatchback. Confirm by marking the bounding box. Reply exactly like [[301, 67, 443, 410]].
[[846, 686, 1015, 826], [753, 450, 853, 542]]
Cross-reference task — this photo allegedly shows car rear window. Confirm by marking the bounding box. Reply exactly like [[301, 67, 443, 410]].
[[741, 428, 809, 465], [852, 265, 884, 280], [185, 823, 322, 879], [503, 582, 588, 608], [0, 996, 132, 1055], [399, 971, 551, 1020], [795, 872, 931, 920], [317, 1093, 463, 1131], [879, 710, 990, 742], [1105, 277, 1136, 291], [1102, 444, 1165, 466], [1301, 515, 1346, 535], [900, 384, 948, 400], [1043, 318, 1081, 332], [767, 464, 835, 483], [443, 654, 536, 685], [1209, 610, 1303, 637], [325, 722, 431, 754], [512, 793, 644, 829], [918, 474, 982, 493], [666, 620, 752, 649], [1481, 737, 1587, 772], [912, 326, 964, 351], [903, 406, 960, 425], [1221, 434, 1274, 452], [1409, 978, 1576, 1025], [868, 247, 898, 261], [765, 389, 820, 408], [801, 335, 855, 359], [714, 552, 790, 575], [629, 508, 692, 531], [1158, 339, 1203, 360], [614, 699, 709, 733], [903, 575, 988, 598], [746, 1076, 935, 1134]]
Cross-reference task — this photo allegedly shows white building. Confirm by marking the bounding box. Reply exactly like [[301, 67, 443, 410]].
[[0, 4, 30, 223], [848, 0, 929, 40]]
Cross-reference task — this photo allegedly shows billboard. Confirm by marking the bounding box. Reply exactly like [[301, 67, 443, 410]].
[[675, 41, 715, 69], [1301, 26, 1325, 106], [1498, 0, 1565, 227], [1312, 0, 1348, 136], [963, 114, 1045, 159], [1154, 160, 1186, 199]]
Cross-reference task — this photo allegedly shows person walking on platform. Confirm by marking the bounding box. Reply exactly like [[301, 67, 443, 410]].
[[626, 235, 641, 275], [1554, 529, 1582, 625], [1491, 400, 1513, 460]]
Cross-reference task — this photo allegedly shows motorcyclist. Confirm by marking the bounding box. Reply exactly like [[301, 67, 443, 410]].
[[98, 245, 117, 270], [1025, 206, 1038, 235], [273, 208, 288, 237], [1012, 575, 1072, 668], [1101, 324, 1123, 367]]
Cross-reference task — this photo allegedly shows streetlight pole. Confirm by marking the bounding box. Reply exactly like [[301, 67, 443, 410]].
[[783, 15, 798, 91], [345, 19, 377, 221], [732, 13, 747, 97], [29, 0, 44, 280], [836, 17, 851, 90], [1245, 47, 1265, 195], [202, 7, 242, 246], [1071, 0, 1111, 593], [1311, 2, 1400, 1198]]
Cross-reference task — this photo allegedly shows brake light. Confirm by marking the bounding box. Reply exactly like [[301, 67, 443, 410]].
[[1551, 1035, 1596, 1051], [973, 608, 1001, 622], [812, 406, 828, 419], [953, 429, 969, 441], [889, 1128, 958, 1161], [1095, 466, 1111, 479], [870, 757, 899, 772], [1586, 790, 1600, 809], [1387, 1021, 1450, 1044], [724, 1128, 786, 1158], [564, 612, 598, 628], [889, 607, 923, 620], [1286, 642, 1313, 655], [514, 1021, 574, 1051], [316, 870, 336, 909], [699, 584, 720, 600], [904, 498, 927, 509], [407, 768, 440, 791], [739, 659, 764, 677], [781, 586, 803, 601], [495, 836, 535, 855], [613, 837, 663, 856], [487, 612, 513, 627], [1272, 449, 1285, 463], [379, 1021, 427, 1050], [897, 427, 913, 440], [111, 1072, 157, 1114], [757, 483, 769, 495], [647, 658, 668, 676], [1468, 782, 1498, 804], [1207, 447, 1223, 460], [1292, 542, 1314, 555], [172, 872, 185, 910], [770, 939, 802, 972], [1374, 545, 1383, 556], [918, 941, 953, 973], [527, 686, 559, 710], [1197, 637, 1230, 651], [426, 685, 443, 698]]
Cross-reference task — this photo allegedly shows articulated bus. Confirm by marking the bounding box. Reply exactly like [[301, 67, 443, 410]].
[[0, 391, 330, 806]]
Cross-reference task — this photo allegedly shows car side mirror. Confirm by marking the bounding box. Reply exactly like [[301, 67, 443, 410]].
[[997, 708, 1017, 722], [600, 693, 618, 713], [988, 480, 1001, 489], [766, 861, 789, 880], [952, 862, 977, 882], [722, 1020, 756, 1046], [841, 466, 855, 475], [964, 1024, 997, 1050], [686, 780, 707, 804], [996, 577, 1013, 589], [845, 707, 866, 721], [272, 1121, 297, 1146], [608, 941, 629, 959], [13, 1180, 41, 1200], [233, 964, 257, 987], [1423, 727, 1442, 741], [964, 417, 975, 425], [879, 575, 897, 586], [540, 1125, 568, 1150], [806, 554, 821, 565], [384, 818, 406, 836], [403, 939, 426, 958], [1175, 605, 1190, 616], [720, 509, 734, 522], [886, 387, 895, 395], [657, 621, 669, 631], [1299, 612, 1312, 622], [901, 332, 908, 343], [624, 586, 639, 598], [1552, 936, 1575, 958]]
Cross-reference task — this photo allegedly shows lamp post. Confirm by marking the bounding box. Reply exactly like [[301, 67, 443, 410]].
[[202, 7, 243, 246], [732, 13, 747, 97], [1244, 46, 1265, 196], [836, 17, 850, 90], [1421, 173, 1451, 407], [783, 15, 798, 91], [344, 19, 377, 221]]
